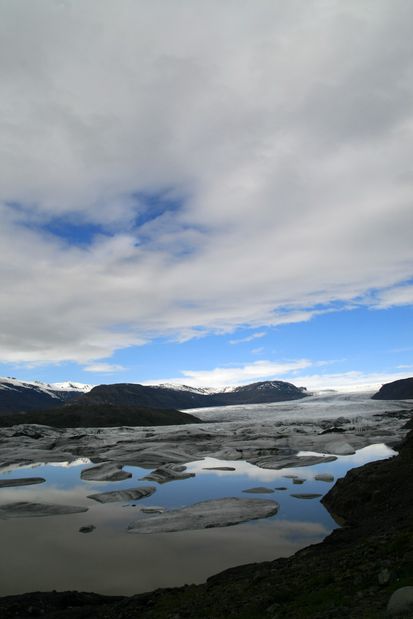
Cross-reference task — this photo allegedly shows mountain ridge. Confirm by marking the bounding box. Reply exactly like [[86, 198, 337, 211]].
[[78, 380, 308, 410], [0, 377, 307, 414], [0, 377, 92, 414]]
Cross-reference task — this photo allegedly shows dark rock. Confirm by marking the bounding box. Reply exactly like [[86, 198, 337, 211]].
[[387, 586, 413, 616], [79, 525, 95, 534], [372, 377, 413, 400], [203, 466, 236, 471], [321, 430, 413, 527]]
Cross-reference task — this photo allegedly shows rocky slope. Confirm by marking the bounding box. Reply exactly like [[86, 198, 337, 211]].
[[372, 377, 413, 401], [0, 429, 411, 617]]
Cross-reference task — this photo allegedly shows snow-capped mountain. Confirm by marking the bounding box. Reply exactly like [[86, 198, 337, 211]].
[[0, 377, 93, 414]]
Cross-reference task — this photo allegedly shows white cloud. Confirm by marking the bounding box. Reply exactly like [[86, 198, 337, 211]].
[[229, 332, 266, 345], [251, 347, 265, 355], [83, 363, 125, 373], [147, 359, 312, 389], [289, 370, 413, 393], [375, 285, 413, 308], [147, 363, 413, 391], [0, 1, 413, 363]]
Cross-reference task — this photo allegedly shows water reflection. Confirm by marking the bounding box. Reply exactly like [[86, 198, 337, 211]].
[[0, 443, 395, 596]]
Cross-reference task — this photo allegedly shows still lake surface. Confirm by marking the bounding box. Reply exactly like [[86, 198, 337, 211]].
[[0, 443, 395, 596]]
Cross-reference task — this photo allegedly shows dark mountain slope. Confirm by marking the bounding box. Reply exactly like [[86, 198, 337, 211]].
[[0, 403, 200, 428], [81, 383, 208, 409], [0, 379, 83, 415], [81, 380, 307, 410], [372, 376, 413, 400], [217, 380, 307, 405]]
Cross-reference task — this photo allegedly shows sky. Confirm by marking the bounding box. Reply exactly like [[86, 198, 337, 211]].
[[0, 0, 413, 391]]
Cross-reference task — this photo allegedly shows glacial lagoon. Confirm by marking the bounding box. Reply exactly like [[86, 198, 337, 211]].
[[0, 442, 395, 596]]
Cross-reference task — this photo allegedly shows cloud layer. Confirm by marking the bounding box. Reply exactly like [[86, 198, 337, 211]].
[[1, 0, 413, 364]]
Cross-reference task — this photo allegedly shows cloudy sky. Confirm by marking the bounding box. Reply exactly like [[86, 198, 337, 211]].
[[1, 0, 413, 390]]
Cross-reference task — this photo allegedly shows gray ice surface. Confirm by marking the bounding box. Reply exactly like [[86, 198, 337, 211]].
[[128, 497, 279, 533]]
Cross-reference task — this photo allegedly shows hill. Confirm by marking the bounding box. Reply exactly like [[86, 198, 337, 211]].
[[372, 376, 413, 400], [0, 402, 200, 428], [80, 380, 307, 410]]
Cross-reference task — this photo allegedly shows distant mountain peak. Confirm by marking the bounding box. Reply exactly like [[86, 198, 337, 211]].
[[79, 379, 307, 410]]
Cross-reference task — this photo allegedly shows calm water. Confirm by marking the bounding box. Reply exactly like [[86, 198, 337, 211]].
[[0, 443, 395, 596]]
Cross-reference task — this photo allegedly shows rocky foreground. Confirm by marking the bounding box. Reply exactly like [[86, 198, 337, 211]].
[[0, 425, 412, 617]]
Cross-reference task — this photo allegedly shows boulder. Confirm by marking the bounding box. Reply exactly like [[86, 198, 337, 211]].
[[387, 586, 413, 616]]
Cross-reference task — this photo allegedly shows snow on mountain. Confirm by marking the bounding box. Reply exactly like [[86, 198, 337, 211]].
[[156, 383, 219, 395], [0, 377, 58, 397], [152, 381, 303, 395], [0, 377, 94, 414], [0, 377, 93, 395], [48, 382, 94, 393]]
